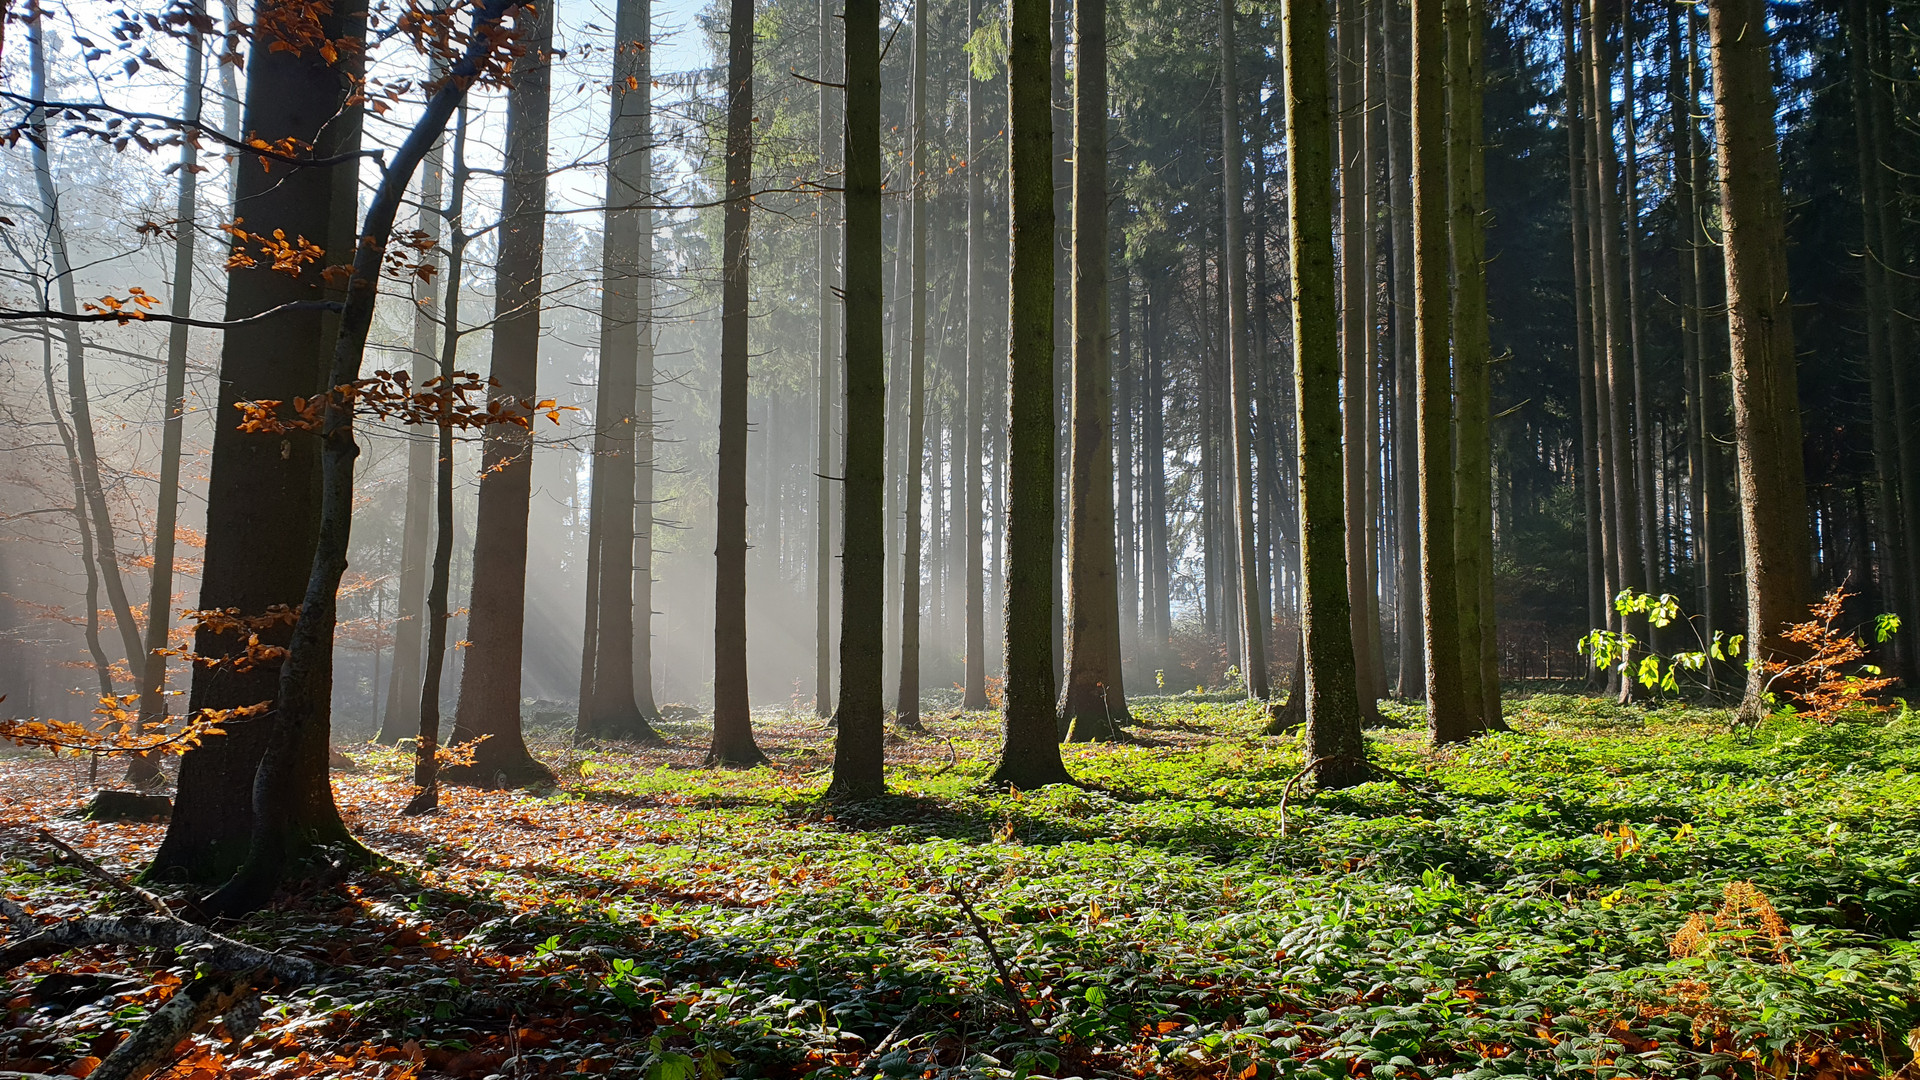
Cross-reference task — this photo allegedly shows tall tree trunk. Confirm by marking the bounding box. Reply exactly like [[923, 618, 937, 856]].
[[146, 0, 366, 884], [962, 0, 990, 710], [578, 0, 663, 744], [1412, 0, 1469, 743], [1706, 0, 1812, 720], [377, 130, 440, 746], [1565, 0, 1606, 655], [1284, 0, 1367, 785], [1848, 0, 1909, 679], [1384, 0, 1423, 699], [1868, 4, 1920, 680], [408, 102, 473, 815], [1447, 0, 1501, 729], [446, 0, 559, 787], [1051, 0, 1071, 695], [1621, 4, 1657, 601], [1220, 0, 1271, 700], [1587, 2, 1647, 704], [897, 0, 931, 730], [41, 327, 114, 704], [989, 0, 1073, 789], [830, 0, 885, 798], [708, 0, 768, 765], [133, 10, 206, 786], [1339, 0, 1383, 723], [1666, 0, 1712, 682], [816, 0, 841, 718], [1061, 0, 1127, 741]]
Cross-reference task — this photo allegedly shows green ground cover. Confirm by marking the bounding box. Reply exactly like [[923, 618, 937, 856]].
[[5, 694, 1919, 1079]]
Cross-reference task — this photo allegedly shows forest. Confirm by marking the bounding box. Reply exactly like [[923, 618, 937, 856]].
[[2, 0, 1920, 1071]]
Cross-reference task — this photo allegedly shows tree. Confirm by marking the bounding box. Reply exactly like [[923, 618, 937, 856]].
[[814, 0, 840, 719], [829, 0, 888, 801], [405, 99, 474, 817], [1219, 0, 1270, 702], [1411, 0, 1470, 743], [709, 0, 768, 767], [147, 0, 368, 884], [988, 0, 1075, 791], [577, 0, 665, 745], [1705, 0, 1812, 720], [1283, 0, 1367, 787], [133, 2, 207, 786], [1446, 0, 1502, 730], [444, 0, 559, 789], [961, 0, 990, 713], [1060, 0, 1127, 742], [896, 0, 931, 731], [206, 0, 527, 913]]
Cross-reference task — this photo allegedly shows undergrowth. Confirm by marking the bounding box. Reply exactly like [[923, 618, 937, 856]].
[[4, 694, 1919, 1079]]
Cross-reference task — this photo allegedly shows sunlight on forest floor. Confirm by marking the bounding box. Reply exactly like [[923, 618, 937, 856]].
[[5, 695, 1920, 1078]]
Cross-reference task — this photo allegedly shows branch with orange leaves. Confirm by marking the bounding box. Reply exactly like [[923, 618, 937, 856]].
[[0, 696, 265, 757], [233, 369, 576, 435], [0, 296, 343, 327]]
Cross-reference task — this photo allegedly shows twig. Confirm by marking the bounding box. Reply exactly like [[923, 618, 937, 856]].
[[1276, 759, 1318, 839], [858, 1004, 920, 1075], [929, 736, 960, 776], [33, 828, 175, 918], [946, 878, 1034, 1025]]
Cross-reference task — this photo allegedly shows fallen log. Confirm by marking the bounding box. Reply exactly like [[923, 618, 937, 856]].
[[0, 913, 315, 983]]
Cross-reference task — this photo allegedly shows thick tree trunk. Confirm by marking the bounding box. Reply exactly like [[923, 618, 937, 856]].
[[578, 0, 664, 745], [1061, 0, 1127, 741], [1285, 0, 1367, 785], [1447, 0, 1501, 729], [1220, 0, 1271, 700], [446, 0, 559, 788], [1706, 0, 1812, 719], [989, 0, 1074, 789], [829, 0, 886, 799], [708, 0, 768, 766], [1412, 0, 1469, 743], [206, 0, 522, 911], [146, 0, 366, 884]]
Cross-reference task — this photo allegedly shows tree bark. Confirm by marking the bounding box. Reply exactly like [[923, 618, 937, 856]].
[[578, 0, 664, 744], [1447, 0, 1501, 729], [1706, 0, 1812, 719], [989, 0, 1074, 789], [1412, 0, 1470, 743], [205, 0, 519, 913], [707, 0, 767, 766], [963, 0, 990, 711], [445, 0, 559, 788], [1384, 0, 1423, 700], [829, 0, 886, 799], [146, 0, 366, 884], [1338, 0, 1384, 724], [1564, 0, 1606, 658], [1220, 0, 1271, 700], [1285, 0, 1367, 784], [896, 0, 931, 730], [1061, 0, 1127, 741], [816, 0, 841, 718]]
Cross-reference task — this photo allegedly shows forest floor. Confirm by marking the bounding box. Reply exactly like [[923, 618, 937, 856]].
[[3, 694, 1919, 1080]]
